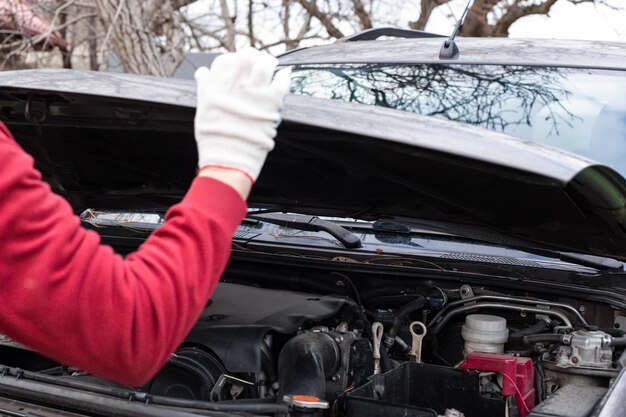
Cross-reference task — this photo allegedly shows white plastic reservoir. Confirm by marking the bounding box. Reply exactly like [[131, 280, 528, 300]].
[[462, 314, 509, 355]]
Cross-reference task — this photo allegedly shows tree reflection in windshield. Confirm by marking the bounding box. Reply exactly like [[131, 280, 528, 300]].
[[289, 64, 626, 176]]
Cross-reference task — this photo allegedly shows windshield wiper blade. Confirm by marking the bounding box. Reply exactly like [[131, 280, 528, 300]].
[[246, 213, 362, 248], [548, 252, 623, 272]]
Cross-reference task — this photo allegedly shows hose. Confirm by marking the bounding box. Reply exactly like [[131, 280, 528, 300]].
[[608, 337, 626, 347], [599, 328, 626, 337], [509, 320, 548, 345], [379, 346, 393, 372], [522, 334, 567, 345], [387, 296, 427, 342], [166, 355, 215, 393]]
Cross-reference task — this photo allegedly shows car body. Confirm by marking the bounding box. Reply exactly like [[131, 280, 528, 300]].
[[0, 33, 624, 417], [280, 36, 626, 175]]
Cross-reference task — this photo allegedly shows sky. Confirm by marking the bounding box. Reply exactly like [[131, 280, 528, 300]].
[[424, 1, 626, 42]]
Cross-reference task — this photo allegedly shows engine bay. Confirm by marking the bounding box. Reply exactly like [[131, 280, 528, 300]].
[[0, 270, 624, 417]]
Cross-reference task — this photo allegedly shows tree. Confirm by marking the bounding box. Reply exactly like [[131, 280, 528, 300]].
[[0, 0, 621, 76], [94, 0, 188, 76]]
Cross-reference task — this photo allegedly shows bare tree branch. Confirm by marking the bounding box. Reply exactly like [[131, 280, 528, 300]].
[[351, 0, 372, 29], [297, 0, 344, 38], [410, 0, 449, 30], [493, 0, 559, 37]]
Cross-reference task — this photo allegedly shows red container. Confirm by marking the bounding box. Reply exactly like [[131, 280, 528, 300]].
[[460, 351, 535, 416]]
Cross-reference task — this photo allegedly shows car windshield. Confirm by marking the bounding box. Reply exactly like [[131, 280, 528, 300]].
[[288, 64, 626, 176]]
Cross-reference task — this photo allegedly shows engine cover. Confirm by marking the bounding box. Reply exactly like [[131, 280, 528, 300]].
[[185, 283, 354, 373]]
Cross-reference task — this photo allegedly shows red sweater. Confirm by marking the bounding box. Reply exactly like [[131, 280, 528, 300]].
[[0, 122, 247, 386]]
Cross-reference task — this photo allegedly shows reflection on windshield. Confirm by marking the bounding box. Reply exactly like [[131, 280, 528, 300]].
[[289, 64, 626, 176]]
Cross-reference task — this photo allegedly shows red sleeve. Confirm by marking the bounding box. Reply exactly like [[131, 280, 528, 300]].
[[0, 123, 247, 386]]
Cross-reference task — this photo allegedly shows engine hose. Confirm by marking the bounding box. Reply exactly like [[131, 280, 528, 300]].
[[379, 345, 393, 372], [608, 337, 626, 347], [166, 355, 215, 393], [522, 334, 567, 345], [509, 320, 548, 344], [387, 296, 427, 343], [599, 328, 626, 337]]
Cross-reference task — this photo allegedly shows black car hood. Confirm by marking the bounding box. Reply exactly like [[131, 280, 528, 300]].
[[1, 69, 626, 261]]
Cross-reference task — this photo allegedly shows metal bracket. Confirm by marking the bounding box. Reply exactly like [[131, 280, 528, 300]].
[[460, 285, 474, 299]]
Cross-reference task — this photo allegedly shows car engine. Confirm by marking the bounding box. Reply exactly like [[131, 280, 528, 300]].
[[0, 278, 624, 417]]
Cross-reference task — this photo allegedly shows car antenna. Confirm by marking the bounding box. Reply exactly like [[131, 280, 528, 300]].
[[439, 0, 473, 59]]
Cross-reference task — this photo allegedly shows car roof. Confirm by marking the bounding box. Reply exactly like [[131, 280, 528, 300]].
[[278, 37, 626, 70]]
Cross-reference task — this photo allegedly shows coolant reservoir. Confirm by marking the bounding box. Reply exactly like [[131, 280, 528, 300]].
[[462, 314, 509, 355]]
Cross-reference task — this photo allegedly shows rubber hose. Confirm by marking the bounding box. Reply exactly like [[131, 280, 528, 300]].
[[379, 345, 393, 372], [599, 328, 626, 337], [608, 336, 626, 347], [356, 309, 373, 339], [509, 320, 548, 344], [166, 356, 215, 393], [522, 334, 567, 345], [388, 296, 427, 341]]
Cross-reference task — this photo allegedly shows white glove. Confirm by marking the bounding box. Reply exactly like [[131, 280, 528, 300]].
[[194, 48, 292, 182]]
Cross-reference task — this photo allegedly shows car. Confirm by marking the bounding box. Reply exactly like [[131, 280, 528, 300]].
[[0, 32, 623, 417], [280, 30, 626, 179]]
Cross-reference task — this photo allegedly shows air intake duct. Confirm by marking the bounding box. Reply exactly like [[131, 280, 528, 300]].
[[277, 331, 340, 400]]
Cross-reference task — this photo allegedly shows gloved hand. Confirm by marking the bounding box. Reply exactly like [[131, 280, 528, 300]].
[[194, 48, 292, 183]]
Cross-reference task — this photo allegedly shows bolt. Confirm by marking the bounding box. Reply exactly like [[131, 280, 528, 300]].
[[520, 310, 527, 318], [579, 305, 588, 314], [571, 356, 579, 364], [334, 336, 343, 343], [331, 374, 340, 382]]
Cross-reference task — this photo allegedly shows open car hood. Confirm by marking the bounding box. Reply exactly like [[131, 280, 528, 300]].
[[1, 69, 626, 261]]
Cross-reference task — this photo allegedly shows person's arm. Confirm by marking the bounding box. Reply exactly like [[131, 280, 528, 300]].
[[198, 166, 252, 200], [0, 134, 244, 386], [0, 48, 290, 386]]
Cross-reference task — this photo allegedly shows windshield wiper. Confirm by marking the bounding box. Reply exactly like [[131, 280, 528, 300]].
[[541, 251, 623, 272], [245, 213, 362, 248]]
